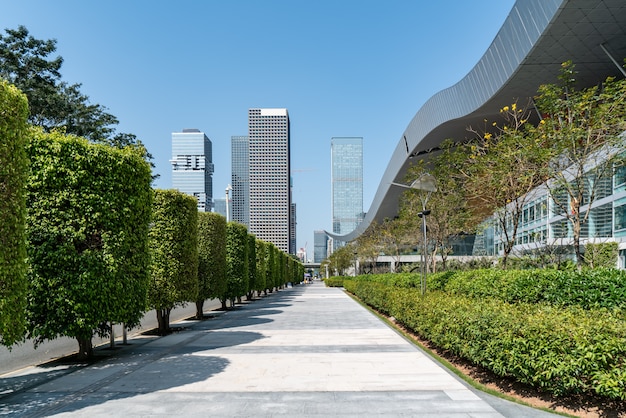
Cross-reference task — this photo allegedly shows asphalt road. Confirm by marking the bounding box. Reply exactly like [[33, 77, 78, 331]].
[[0, 299, 222, 376]]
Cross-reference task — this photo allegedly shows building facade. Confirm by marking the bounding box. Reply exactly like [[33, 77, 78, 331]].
[[171, 129, 214, 212], [331, 137, 364, 248], [248, 108, 293, 253], [314, 230, 329, 263], [231, 135, 249, 226], [213, 197, 228, 219]]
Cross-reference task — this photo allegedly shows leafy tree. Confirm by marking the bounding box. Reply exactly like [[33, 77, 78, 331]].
[[26, 129, 153, 359], [148, 189, 198, 334], [0, 79, 29, 347], [195, 212, 226, 319], [534, 61, 626, 267], [246, 234, 256, 300], [0, 25, 155, 174], [462, 101, 548, 267], [402, 140, 477, 272], [223, 222, 248, 307], [254, 239, 268, 296]]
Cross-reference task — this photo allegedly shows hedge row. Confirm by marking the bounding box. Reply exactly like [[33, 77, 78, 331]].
[[345, 268, 626, 310], [344, 279, 626, 400]]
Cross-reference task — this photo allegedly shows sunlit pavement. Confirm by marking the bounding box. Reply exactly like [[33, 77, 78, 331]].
[[0, 282, 556, 417]]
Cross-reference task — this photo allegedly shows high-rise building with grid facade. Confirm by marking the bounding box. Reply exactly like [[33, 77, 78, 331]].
[[231, 135, 249, 226], [171, 129, 214, 212], [248, 108, 293, 253], [331, 137, 363, 246]]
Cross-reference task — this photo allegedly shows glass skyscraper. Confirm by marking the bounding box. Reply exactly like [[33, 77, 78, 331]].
[[171, 129, 214, 212], [248, 108, 293, 254], [231, 135, 249, 226], [331, 137, 363, 245]]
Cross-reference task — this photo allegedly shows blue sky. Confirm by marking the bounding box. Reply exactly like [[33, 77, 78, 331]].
[[1, 0, 515, 258]]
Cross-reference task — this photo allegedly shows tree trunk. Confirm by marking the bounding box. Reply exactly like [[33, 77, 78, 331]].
[[195, 300, 204, 320], [220, 298, 227, 310], [76, 335, 93, 360], [156, 307, 171, 335]]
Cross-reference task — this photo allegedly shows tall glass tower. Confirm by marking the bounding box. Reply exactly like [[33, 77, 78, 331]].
[[248, 108, 293, 253], [171, 129, 214, 212], [231, 135, 249, 226], [331, 137, 363, 246]]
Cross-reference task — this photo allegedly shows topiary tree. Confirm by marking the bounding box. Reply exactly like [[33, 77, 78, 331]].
[[222, 222, 249, 307], [0, 79, 29, 347], [246, 233, 256, 300], [254, 239, 268, 297], [195, 212, 227, 319], [26, 129, 153, 359], [148, 189, 198, 334]]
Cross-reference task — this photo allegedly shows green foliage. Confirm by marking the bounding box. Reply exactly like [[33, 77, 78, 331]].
[[148, 190, 198, 312], [26, 129, 153, 356], [196, 212, 227, 304], [345, 272, 626, 400], [247, 234, 256, 295], [254, 239, 267, 293], [224, 222, 249, 302], [0, 79, 29, 347], [585, 242, 618, 269]]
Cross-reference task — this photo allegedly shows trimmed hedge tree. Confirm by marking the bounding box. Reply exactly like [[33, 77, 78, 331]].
[[223, 222, 248, 307], [26, 129, 153, 359], [195, 212, 227, 319], [148, 189, 199, 334], [0, 79, 29, 347]]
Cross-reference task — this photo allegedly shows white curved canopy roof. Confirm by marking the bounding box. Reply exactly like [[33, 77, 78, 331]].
[[330, 0, 626, 242]]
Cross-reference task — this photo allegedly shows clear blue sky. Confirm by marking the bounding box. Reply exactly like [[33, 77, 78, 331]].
[[1, 0, 515, 258]]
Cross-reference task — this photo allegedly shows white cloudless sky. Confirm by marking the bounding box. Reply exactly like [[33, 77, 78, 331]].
[[1, 0, 516, 257]]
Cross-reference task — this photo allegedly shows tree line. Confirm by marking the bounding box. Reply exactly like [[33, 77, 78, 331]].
[[0, 26, 303, 358]]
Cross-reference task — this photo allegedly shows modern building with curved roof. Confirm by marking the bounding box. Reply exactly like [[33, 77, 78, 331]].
[[329, 0, 626, 243]]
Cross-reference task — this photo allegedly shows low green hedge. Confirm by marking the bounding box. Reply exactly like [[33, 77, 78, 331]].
[[324, 276, 345, 287], [343, 275, 626, 400]]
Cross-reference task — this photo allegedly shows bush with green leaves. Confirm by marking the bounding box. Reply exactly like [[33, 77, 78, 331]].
[[223, 222, 249, 306], [26, 129, 153, 358], [344, 272, 626, 400], [254, 239, 268, 295], [195, 212, 226, 319], [0, 79, 29, 347], [148, 189, 198, 334], [246, 234, 256, 300]]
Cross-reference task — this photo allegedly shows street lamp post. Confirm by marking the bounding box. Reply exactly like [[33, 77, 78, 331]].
[[225, 184, 232, 222], [391, 173, 437, 295]]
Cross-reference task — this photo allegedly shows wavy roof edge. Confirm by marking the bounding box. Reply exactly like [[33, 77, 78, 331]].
[[328, 0, 626, 243]]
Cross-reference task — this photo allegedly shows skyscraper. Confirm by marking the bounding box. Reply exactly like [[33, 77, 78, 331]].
[[171, 129, 214, 212], [248, 108, 293, 253], [314, 230, 329, 263], [331, 137, 363, 246], [231, 135, 249, 226]]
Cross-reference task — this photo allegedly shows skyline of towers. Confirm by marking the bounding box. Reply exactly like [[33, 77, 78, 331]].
[[331, 137, 363, 248], [170, 128, 214, 212]]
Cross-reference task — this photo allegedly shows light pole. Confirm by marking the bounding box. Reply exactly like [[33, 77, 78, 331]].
[[391, 173, 437, 295], [225, 184, 232, 222]]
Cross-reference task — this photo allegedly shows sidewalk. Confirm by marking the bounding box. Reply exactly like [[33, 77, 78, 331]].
[[0, 282, 556, 417]]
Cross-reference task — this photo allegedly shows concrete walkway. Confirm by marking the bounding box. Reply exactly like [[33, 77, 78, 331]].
[[0, 282, 557, 417]]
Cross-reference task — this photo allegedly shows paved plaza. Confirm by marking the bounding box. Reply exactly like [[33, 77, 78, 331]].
[[0, 281, 556, 417]]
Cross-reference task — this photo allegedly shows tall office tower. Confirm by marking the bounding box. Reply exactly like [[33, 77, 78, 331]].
[[290, 201, 297, 255], [248, 108, 292, 253], [314, 230, 329, 263], [231, 135, 249, 226], [331, 137, 363, 247], [213, 198, 228, 218], [171, 129, 214, 212]]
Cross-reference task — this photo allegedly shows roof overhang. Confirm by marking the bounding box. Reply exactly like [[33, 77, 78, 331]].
[[330, 0, 626, 243]]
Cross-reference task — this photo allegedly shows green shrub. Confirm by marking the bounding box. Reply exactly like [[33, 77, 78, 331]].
[[324, 276, 345, 287], [345, 278, 626, 400]]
